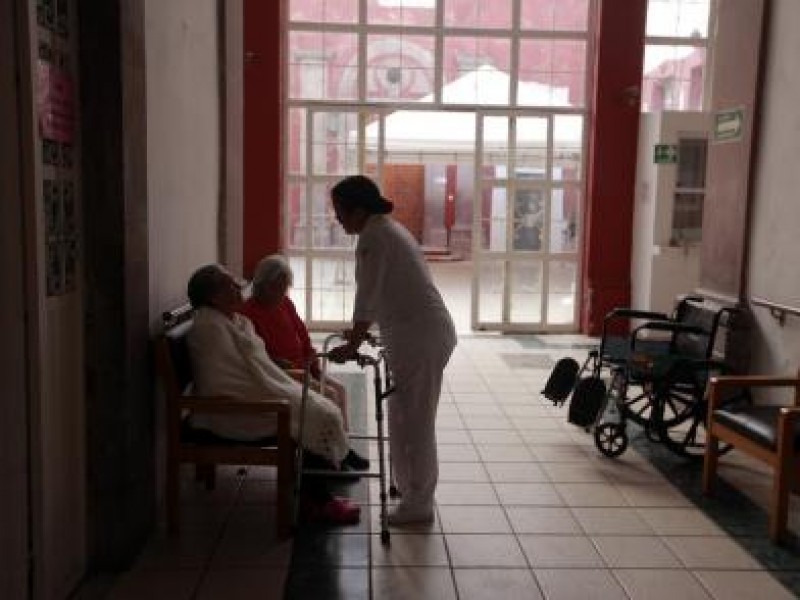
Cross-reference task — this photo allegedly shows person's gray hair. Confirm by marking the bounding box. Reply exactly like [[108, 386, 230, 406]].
[[252, 254, 293, 298], [187, 264, 226, 308]]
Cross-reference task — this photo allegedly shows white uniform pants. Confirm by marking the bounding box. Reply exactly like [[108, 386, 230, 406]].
[[386, 322, 455, 510]]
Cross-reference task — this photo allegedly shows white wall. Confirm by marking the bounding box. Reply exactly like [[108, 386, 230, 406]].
[[746, 0, 800, 374], [145, 0, 221, 325]]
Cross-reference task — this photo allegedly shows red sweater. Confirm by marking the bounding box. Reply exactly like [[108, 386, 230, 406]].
[[238, 296, 315, 370]]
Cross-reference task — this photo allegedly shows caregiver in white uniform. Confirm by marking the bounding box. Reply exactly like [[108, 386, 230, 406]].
[[327, 175, 457, 525]]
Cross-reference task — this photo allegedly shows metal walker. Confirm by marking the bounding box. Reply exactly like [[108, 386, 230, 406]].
[[293, 334, 396, 545]]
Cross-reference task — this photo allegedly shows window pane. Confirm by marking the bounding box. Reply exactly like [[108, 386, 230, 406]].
[[516, 116, 548, 175], [518, 40, 586, 107], [311, 257, 356, 321], [287, 255, 307, 320], [646, 0, 711, 38], [443, 37, 511, 105], [366, 35, 435, 102], [289, 0, 358, 24], [285, 182, 308, 249], [642, 45, 706, 111], [480, 183, 508, 252], [547, 261, 576, 324], [521, 0, 590, 32], [310, 181, 356, 249], [311, 111, 359, 176], [549, 187, 580, 254], [444, 0, 511, 30], [553, 114, 583, 181], [288, 31, 358, 101], [510, 261, 542, 323], [367, 0, 435, 27], [287, 108, 307, 175], [512, 188, 544, 252], [478, 259, 504, 322], [482, 116, 510, 172]]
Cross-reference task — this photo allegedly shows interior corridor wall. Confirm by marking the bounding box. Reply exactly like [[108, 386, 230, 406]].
[[746, 0, 800, 375], [0, 0, 30, 596], [145, 0, 221, 325]]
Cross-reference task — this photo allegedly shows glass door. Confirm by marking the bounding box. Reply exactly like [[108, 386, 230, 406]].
[[472, 111, 582, 332]]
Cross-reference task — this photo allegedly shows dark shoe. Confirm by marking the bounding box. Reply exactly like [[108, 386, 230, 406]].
[[343, 449, 370, 471]]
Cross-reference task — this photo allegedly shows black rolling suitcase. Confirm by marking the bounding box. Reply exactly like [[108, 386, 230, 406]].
[[542, 357, 580, 406]]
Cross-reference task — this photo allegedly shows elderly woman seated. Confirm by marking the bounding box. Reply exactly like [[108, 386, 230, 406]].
[[239, 255, 348, 421], [185, 264, 365, 524], [238, 254, 369, 470]]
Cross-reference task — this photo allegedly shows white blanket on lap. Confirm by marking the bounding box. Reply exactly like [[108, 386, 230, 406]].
[[187, 306, 348, 466]]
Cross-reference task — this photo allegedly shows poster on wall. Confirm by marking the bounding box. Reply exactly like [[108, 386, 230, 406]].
[[713, 107, 744, 143], [36, 60, 75, 143]]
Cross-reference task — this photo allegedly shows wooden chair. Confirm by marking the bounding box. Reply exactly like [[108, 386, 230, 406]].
[[703, 371, 800, 542], [154, 310, 295, 538]]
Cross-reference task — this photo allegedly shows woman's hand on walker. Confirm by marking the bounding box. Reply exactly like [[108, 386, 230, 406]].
[[327, 342, 359, 364]]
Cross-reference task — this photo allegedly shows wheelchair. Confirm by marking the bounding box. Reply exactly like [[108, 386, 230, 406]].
[[546, 296, 746, 459]]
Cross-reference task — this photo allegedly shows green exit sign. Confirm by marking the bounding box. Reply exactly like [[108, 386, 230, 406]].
[[654, 144, 678, 164]]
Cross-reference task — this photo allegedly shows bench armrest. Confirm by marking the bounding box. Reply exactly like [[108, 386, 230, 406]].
[[708, 374, 800, 411], [709, 374, 800, 389], [179, 395, 291, 416]]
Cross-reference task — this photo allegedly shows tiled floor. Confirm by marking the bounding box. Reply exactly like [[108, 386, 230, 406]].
[[87, 334, 800, 599]]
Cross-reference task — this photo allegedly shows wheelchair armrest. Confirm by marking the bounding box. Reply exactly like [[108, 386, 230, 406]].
[[600, 309, 670, 347], [631, 321, 705, 341], [604, 308, 670, 323]]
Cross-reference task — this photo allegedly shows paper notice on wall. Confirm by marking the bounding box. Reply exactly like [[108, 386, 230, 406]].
[[37, 60, 75, 143], [713, 107, 744, 143]]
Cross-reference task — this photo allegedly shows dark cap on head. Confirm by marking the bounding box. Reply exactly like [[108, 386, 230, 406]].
[[330, 175, 394, 215]]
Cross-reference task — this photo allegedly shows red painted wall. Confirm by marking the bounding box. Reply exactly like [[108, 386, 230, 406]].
[[243, 0, 283, 276], [581, 0, 647, 334]]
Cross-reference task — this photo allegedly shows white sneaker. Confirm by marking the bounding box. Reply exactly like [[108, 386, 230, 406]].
[[387, 503, 434, 526]]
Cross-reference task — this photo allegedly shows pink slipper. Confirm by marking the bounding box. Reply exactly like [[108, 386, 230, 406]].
[[306, 496, 360, 525]]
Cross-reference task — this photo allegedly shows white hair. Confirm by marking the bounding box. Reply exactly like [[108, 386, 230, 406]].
[[252, 254, 292, 297]]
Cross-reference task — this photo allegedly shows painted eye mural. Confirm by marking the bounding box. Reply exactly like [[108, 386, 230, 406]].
[[364, 37, 434, 102]]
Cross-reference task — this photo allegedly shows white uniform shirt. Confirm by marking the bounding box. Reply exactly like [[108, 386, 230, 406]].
[[353, 214, 454, 347]]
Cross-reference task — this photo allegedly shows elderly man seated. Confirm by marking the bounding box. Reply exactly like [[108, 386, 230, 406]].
[[185, 264, 365, 524]]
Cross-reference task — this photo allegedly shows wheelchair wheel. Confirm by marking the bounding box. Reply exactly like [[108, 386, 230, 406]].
[[655, 382, 750, 459], [618, 380, 697, 431], [594, 423, 628, 458]]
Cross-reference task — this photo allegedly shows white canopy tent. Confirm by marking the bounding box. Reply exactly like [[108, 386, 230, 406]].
[[354, 65, 582, 159]]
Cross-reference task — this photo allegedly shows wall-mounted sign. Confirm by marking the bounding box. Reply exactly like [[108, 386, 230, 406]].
[[654, 143, 678, 164], [713, 107, 744, 143]]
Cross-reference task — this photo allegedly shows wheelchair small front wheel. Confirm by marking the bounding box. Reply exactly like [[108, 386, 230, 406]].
[[594, 423, 628, 458]]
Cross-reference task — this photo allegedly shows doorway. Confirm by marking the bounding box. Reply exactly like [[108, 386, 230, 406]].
[[284, 106, 584, 333]]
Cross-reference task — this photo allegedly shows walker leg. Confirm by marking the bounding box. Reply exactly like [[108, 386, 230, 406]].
[[374, 366, 391, 545]]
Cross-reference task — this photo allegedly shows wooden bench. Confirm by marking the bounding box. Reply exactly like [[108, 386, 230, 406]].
[[154, 306, 294, 537], [703, 371, 800, 542]]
